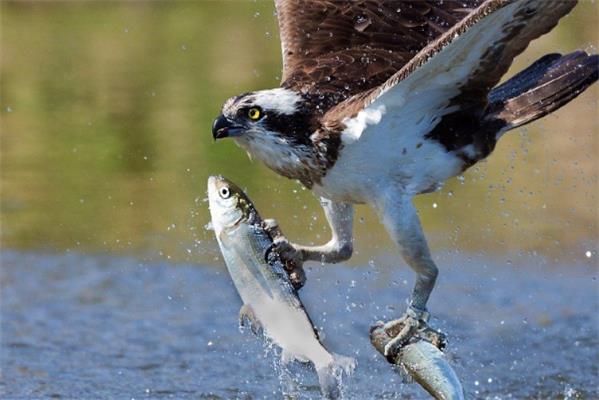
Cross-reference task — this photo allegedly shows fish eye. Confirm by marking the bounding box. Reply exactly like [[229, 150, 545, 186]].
[[247, 107, 262, 121], [219, 186, 230, 199]]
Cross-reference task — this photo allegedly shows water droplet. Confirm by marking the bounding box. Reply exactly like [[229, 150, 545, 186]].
[[354, 15, 371, 32]]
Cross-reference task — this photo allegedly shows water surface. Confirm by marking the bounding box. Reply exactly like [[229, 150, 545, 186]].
[[2, 251, 597, 399]]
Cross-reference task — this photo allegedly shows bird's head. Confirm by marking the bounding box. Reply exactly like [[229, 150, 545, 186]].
[[211, 88, 339, 184], [212, 88, 314, 146]]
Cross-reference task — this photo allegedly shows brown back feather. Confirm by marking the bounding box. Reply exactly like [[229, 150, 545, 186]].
[[275, 0, 482, 103]]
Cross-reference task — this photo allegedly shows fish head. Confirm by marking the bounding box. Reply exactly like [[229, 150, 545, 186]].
[[207, 175, 258, 233]]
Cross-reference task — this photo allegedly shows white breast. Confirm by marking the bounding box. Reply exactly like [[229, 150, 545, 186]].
[[315, 102, 464, 202]]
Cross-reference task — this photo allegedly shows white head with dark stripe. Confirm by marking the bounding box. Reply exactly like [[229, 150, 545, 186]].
[[212, 88, 318, 176]]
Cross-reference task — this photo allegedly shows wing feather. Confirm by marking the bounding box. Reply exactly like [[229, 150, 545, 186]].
[[274, 0, 483, 102], [324, 0, 577, 125]]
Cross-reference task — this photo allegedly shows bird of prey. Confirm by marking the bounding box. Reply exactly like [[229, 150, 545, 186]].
[[211, 0, 598, 357]]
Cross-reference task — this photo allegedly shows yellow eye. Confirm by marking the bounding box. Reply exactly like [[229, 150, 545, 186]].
[[247, 107, 262, 121]]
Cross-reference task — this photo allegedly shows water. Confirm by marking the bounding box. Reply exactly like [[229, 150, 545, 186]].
[[3, 251, 597, 399]]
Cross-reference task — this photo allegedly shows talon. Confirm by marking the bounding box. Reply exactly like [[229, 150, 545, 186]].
[[420, 326, 447, 350], [288, 268, 306, 290], [262, 218, 282, 238], [272, 238, 306, 290], [369, 320, 385, 334], [383, 316, 419, 357], [273, 238, 303, 266], [262, 219, 307, 290], [381, 309, 446, 358]]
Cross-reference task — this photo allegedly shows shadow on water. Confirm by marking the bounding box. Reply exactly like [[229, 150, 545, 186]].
[[1, 1, 597, 265]]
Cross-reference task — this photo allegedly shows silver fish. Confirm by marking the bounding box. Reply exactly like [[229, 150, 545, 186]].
[[370, 322, 465, 400], [207, 176, 355, 399]]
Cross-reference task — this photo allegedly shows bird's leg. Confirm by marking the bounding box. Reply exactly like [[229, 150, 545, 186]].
[[263, 199, 354, 288], [297, 198, 354, 263], [374, 193, 446, 357]]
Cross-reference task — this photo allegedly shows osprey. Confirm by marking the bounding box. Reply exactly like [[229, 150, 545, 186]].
[[212, 0, 598, 357]]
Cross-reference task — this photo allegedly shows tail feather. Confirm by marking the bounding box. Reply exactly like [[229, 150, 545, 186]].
[[486, 51, 598, 134]]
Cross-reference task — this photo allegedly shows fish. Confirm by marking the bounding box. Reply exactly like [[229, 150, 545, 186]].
[[207, 175, 355, 399], [370, 322, 465, 400]]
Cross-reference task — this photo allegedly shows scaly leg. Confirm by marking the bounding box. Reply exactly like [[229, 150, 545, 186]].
[[373, 192, 446, 357], [297, 198, 354, 263], [264, 199, 354, 288]]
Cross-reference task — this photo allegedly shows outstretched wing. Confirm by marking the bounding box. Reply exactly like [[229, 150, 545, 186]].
[[323, 0, 577, 137], [275, 0, 483, 103]]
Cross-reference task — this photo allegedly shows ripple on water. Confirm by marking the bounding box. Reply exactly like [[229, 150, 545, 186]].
[[1, 251, 597, 399]]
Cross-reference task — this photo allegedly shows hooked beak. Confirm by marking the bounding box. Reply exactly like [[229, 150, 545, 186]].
[[212, 114, 244, 140]]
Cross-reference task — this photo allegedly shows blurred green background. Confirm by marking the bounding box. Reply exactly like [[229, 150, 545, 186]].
[[1, 1, 597, 266]]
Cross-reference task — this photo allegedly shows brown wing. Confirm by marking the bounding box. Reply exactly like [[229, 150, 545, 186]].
[[323, 0, 578, 123], [275, 0, 483, 102]]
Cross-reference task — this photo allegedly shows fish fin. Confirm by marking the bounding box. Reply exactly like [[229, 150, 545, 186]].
[[315, 353, 356, 400], [239, 304, 263, 336], [281, 349, 309, 365]]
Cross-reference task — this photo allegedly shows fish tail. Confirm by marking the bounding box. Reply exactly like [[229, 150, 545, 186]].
[[315, 353, 356, 400]]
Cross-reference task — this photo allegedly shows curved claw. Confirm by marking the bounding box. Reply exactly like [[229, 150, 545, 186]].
[[383, 315, 420, 357], [273, 238, 305, 290], [262, 219, 306, 290], [262, 218, 281, 238], [272, 238, 304, 267], [287, 266, 306, 291], [382, 309, 446, 358], [420, 326, 447, 351]]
